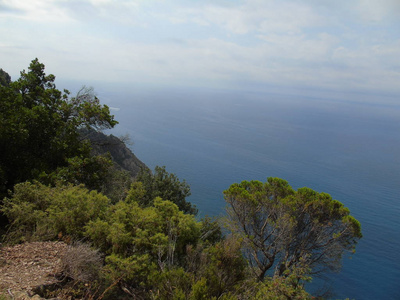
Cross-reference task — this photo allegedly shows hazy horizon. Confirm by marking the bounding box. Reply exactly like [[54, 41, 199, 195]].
[[1, 0, 400, 104]]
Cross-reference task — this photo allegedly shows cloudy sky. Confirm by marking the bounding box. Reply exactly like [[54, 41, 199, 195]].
[[1, 0, 399, 99]]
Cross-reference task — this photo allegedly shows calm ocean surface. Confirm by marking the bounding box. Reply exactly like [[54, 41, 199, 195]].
[[104, 87, 400, 299]]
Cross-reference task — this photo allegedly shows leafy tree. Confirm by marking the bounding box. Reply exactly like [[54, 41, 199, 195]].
[[0, 59, 117, 199], [224, 177, 362, 281], [133, 166, 197, 215], [42, 152, 114, 192]]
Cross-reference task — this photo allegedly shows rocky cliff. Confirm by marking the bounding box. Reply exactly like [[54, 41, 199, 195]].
[[82, 129, 148, 177]]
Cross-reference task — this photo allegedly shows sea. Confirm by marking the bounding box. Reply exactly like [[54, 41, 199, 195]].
[[98, 85, 399, 300]]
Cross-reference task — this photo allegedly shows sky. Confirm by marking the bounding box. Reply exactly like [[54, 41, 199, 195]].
[[1, 0, 399, 100]]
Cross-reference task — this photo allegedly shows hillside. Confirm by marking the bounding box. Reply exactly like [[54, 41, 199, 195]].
[[82, 129, 147, 177], [0, 60, 362, 300]]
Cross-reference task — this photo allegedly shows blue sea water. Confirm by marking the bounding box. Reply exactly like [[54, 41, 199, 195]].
[[104, 86, 400, 299]]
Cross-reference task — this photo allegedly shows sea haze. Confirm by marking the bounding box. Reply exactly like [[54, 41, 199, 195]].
[[103, 86, 400, 300]]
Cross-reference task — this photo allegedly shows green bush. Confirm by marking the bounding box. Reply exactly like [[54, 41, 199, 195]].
[[1, 181, 110, 242], [85, 197, 201, 296], [86, 197, 200, 260]]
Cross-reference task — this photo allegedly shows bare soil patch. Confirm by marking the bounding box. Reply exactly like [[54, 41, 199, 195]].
[[0, 241, 67, 299]]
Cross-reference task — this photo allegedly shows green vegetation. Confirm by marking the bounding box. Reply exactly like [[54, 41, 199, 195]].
[[0, 60, 362, 299], [224, 178, 362, 280], [134, 166, 197, 215], [2, 181, 109, 242], [0, 59, 117, 201]]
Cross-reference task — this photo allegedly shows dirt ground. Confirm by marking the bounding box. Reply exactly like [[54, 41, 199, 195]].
[[0, 241, 67, 299]]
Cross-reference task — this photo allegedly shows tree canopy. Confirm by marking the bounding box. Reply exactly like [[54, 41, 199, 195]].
[[132, 166, 197, 215], [0, 59, 117, 198], [224, 177, 362, 281]]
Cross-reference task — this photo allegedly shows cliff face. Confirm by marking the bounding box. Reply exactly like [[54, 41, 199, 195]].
[[82, 129, 147, 177]]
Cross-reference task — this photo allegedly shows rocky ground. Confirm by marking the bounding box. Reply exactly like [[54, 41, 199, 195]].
[[0, 242, 68, 299]]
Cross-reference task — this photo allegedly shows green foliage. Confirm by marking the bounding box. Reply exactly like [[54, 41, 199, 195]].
[[150, 238, 247, 300], [86, 197, 200, 258], [238, 256, 312, 300], [0, 60, 360, 299], [83, 192, 247, 299], [224, 178, 362, 281], [199, 216, 223, 245], [0, 173, 352, 299], [0, 59, 117, 199], [190, 277, 209, 300], [149, 267, 193, 299], [241, 274, 311, 300], [1, 181, 110, 242], [104, 253, 157, 292], [42, 151, 114, 192], [85, 196, 201, 295], [101, 168, 133, 204], [196, 237, 247, 298], [134, 166, 197, 215]]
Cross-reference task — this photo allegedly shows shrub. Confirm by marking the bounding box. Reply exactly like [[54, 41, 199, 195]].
[[1, 181, 110, 242], [1, 181, 54, 242], [85, 197, 202, 297]]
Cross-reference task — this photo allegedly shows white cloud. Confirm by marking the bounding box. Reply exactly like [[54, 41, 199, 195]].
[[168, 1, 324, 35], [1, 0, 73, 22], [257, 33, 339, 61], [0, 0, 399, 97], [356, 0, 400, 22]]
